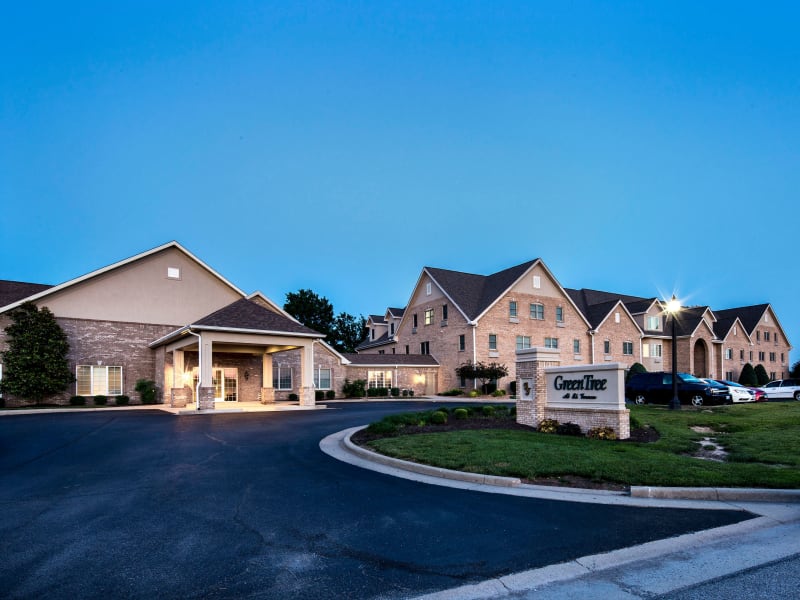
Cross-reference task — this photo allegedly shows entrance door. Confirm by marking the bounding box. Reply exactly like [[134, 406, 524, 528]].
[[693, 340, 707, 378], [212, 368, 238, 402]]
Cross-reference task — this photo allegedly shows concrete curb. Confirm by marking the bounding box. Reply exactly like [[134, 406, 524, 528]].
[[341, 426, 800, 503]]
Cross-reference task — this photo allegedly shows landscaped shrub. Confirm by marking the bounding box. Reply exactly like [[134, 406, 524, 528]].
[[288, 393, 299, 401], [430, 410, 448, 425], [402, 389, 409, 397], [94, 395, 107, 406], [587, 426, 617, 440], [439, 389, 463, 397], [491, 389, 506, 397], [115, 395, 130, 406], [754, 364, 770, 386], [70, 395, 86, 406], [468, 390, 479, 398], [493, 404, 509, 415], [626, 362, 647, 382], [739, 363, 758, 387], [391, 387, 400, 397], [482, 405, 495, 417], [557, 422, 582, 436], [537, 418, 559, 434], [315, 390, 325, 401], [408, 390, 414, 397], [453, 408, 468, 420], [509, 405, 516, 417], [135, 379, 158, 405], [342, 379, 366, 398], [326, 390, 335, 400]]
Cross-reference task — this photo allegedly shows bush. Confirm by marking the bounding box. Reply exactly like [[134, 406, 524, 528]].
[[538, 418, 559, 434], [288, 393, 299, 401], [481, 405, 495, 417], [739, 363, 758, 386], [115, 395, 130, 406], [342, 379, 366, 398], [135, 379, 158, 405], [402, 389, 409, 397], [439, 389, 463, 397], [391, 387, 400, 397], [408, 390, 414, 397], [509, 405, 516, 417], [315, 390, 325, 401], [326, 390, 335, 400], [453, 408, 468, 420], [69, 395, 86, 406], [468, 389, 479, 398], [491, 389, 506, 397], [93, 395, 107, 406], [587, 426, 617, 440], [626, 362, 647, 382], [556, 422, 582, 436], [754, 364, 770, 386], [430, 411, 448, 425]]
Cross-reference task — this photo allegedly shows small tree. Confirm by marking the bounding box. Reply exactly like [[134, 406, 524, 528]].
[[0, 302, 74, 404], [135, 379, 158, 404], [626, 362, 647, 382], [754, 364, 770, 386], [455, 361, 509, 394], [791, 361, 800, 378], [739, 363, 758, 387]]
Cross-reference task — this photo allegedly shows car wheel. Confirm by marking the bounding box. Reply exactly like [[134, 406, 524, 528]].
[[690, 395, 704, 407], [634, 394, 646, 405], [794, 391, 800, 401]]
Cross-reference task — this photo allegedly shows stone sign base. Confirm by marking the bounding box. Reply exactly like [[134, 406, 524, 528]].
[[543, 407, 630, 439]]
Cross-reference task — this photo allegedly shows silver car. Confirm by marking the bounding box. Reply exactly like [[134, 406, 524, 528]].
[[759, 379, 800, 401]]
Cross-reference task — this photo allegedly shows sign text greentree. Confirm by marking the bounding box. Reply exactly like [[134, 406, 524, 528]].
[[552, 374, 608, 391]]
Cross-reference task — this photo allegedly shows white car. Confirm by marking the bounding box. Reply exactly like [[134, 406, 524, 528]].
[[759, 379, 800, 401], [708, 379, 755, 403]]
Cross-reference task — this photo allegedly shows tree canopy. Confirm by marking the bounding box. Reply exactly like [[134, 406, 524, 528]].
[[284, 289, 366, 353], [455, 361, 509, 392], [791, 361, 800, 379], [0, 302, 74, 404]]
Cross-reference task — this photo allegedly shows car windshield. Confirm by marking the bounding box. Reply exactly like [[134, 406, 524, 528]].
[[678, 373, 703, 383]]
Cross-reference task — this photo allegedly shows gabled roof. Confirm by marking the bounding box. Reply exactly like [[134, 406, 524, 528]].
[[566, 288, 657, 320], [669, 306, 715, 338], [713, 313, 747, 341], [0, 280, 52, 308], [368, 314, 387, 324], [0, 241, 245, 315], [424, 260, 538, 322], [714, 304, 771, 335], [341, 353, 439, 367], [386, 307, 405, 318], [150, 298, 323, 347]]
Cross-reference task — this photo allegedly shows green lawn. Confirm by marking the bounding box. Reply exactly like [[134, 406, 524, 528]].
[[364, 403, 800, 489]]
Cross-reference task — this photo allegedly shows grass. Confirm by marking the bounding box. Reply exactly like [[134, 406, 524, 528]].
[[363, 403, 800, 489]]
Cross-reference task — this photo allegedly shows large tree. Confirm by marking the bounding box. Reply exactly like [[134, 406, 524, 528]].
[[331, 312, 367, 353], [284, 289, 335, 340], [791, 361, 800, 378], [0, 302, 74, 404]]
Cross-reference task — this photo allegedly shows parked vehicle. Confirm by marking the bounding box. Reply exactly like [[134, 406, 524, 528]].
[[759, 379, 800, 401], [625, 372, 732, 406], [708, 379, 755, 403]]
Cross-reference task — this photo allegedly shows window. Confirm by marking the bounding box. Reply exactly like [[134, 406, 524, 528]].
[[516, 336, 531, 350], [757, 331, 761, 341], [370, 329, 375, 340], [603, 340, 610, 354], [273, 366, 292, 390], [391, 348, 395, 354], [424, 308, 434, 325], [615, 312, 620, 324], [442, 304, 448, 322], [167, 267, 181, 279], [622, 341, 633, 355], [314, 368, 332, 389], [725, 370, 734, 380], [368, 370, 392, 388], [652, 343, 663, 357], [405, 345, 409, 354], [758, 351, 765, 361], [647, 316, 660, 330], [77, 365, 123, 396], [459, 334, 465, 352], [530, 303, 544, 320], [420, 341, 430, 355], [413, 314, 418, 328], [390, 323, 395, 336], [509, 301, 518, 318], [770, 352, 776, 362], [725, 348, 733, 360], [765, 331, 771, 341], [573, 339, 580, 354], [532, 275, 541, 289], [426, 282, 432, 295], [749, 351, 753, 361], [556, 306, 563, 322], [544, 337, 558, 349], [781, 353, 785, 363], [740, 349, 744, 360], [770, 371, 777, 380], [489, 334, 497, 350], [378, 350, 385, 355]]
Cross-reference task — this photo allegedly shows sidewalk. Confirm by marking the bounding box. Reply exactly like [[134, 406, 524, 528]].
[[320, 426, 800, 600]]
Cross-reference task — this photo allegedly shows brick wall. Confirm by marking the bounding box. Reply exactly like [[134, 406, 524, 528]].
[[593, 308, 643, 369]]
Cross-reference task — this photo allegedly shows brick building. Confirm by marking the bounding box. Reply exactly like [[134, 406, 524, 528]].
[[359, 259, 793, 393]]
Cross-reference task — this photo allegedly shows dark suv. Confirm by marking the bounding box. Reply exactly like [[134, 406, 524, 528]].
[[625, 372, 731, 406]]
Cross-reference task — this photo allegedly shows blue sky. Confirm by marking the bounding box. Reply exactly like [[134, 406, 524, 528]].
[[1, 2, 798, 363]]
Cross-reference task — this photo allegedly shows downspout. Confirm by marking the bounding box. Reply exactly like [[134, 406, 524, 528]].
[[471, 321, 478, 390], [186, 328, 202, 410], [590, 330, 596, 364]]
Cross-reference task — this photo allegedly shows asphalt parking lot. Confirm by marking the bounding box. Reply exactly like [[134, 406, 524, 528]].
[[0, 403, 752, 599]]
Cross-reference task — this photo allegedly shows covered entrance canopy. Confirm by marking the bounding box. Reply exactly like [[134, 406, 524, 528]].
[[150, 298, 325, 409]]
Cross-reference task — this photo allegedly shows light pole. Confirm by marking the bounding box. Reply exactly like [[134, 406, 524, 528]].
[[666, 295, 681, 410]]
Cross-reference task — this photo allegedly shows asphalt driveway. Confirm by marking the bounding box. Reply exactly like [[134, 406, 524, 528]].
[[0, 402, 750, 599]]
